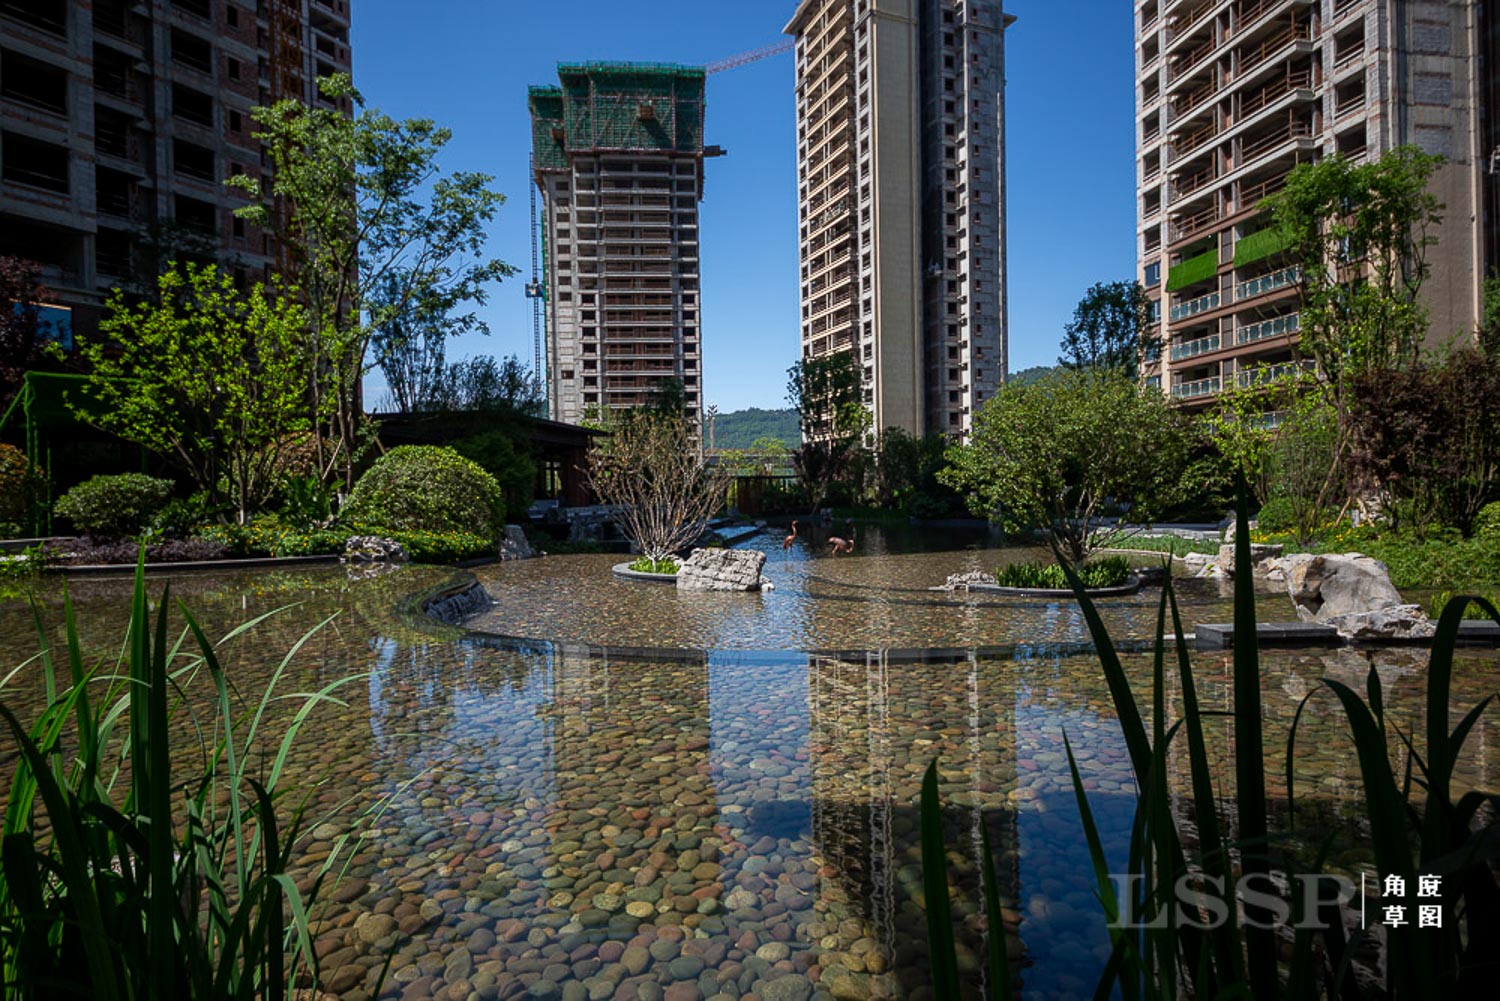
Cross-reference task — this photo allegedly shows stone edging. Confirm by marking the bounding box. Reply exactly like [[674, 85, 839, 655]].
[[965, 574, 1143, 599], [610, 562, 679, 585], [420, 578, 494, 625]]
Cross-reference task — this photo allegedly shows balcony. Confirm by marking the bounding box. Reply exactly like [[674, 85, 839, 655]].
[[1169, 203, 1222, 242], [1236, 264, 1299, 300], [1237, 311, 1299, 344], [1169, 288, 1221, 321], [1237, 68, 1313, 121], [1170, 165, 1218, 201], [1171, 332, 1222, 361], [1238, 119, 1313, 169], [1172, 376, 1222, 399], [1235, 20, 1313, 79], [1237, 359, 1312, 387]]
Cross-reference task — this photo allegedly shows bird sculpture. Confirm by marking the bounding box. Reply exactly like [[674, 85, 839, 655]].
[[827, 520, 855, 556], [782, 520, 799, 551]]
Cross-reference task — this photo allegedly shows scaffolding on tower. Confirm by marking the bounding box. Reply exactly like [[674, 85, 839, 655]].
[[266, 0, 304, 277]]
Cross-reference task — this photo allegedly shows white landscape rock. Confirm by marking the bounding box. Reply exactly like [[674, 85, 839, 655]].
[[1284, 553, 1433, 640], [342, 536, 408, 564], [676, 548, 767, 591], [1215, 542, 1285, 577]]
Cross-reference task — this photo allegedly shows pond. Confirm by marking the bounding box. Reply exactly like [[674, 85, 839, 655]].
[[0, 529, 1495, 1001]]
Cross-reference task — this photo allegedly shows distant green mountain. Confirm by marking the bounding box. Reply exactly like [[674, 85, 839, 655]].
[[1009, 364, 1060, 385], [709, 407, 799, 450]]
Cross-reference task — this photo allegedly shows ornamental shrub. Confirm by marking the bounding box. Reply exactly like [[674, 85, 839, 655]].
[[0, 443, 30, 527], [1254, 496, 1297, 533], [53, 473, 174, 538], [341, 446, 505, 541], [1476, 501, 1500, 540]]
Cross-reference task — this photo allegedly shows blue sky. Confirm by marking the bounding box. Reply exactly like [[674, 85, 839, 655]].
[[351, 1, 1137, 413]]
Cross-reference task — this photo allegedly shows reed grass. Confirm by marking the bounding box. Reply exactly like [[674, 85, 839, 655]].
[[0, 554, 369, 999], [922, 478, 1500, 998]]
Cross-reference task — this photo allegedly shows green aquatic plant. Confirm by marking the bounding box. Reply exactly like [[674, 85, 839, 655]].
[[0, 555, 370, 999], [992, 555, 1131, 590], [922, 480, 1500, 998], [627, 556, 680, 575]]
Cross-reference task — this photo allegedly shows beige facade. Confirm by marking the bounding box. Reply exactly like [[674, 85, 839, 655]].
[[1137, 0, 1486, 409], [0, 0, 352, 339], [529, 65, 708, 428], [786, 0, 1010, 440]]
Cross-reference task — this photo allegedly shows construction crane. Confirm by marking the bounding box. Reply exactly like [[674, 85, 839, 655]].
[[706, 39, 794, 75], [527, 40, 793, 415]]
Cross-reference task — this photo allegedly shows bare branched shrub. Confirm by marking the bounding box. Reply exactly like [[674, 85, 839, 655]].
[[586, 416, 729, 562]]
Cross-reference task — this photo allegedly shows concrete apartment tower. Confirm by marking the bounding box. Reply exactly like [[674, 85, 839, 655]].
[[529, 64, 709, 428], [0, 0, 353, 340], [1136, 0, 1487, 409], [784, 0, 1011, 440]]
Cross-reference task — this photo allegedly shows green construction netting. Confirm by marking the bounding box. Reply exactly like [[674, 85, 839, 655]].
[[531, 62, 705, 161]]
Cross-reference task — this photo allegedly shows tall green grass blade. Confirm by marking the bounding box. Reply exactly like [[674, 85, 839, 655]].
[[1229, 474, 1276, 998], [1422, 596, 1500, 861], [1063, 731, 1139, 1001], [1051, 542, 1152, 781], [978, 821, 1013, 1000], [1323, 676, 1435, 995], [0, 705, 120, 1000], [920, 759, 962, 999], [1166, 582, 1244, 988]]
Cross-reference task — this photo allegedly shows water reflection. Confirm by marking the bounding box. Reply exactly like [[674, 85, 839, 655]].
[[0, 566, 1494, 999]]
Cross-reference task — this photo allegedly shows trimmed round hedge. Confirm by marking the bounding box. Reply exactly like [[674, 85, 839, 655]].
[[342, 446, 505, 541], [54, 473, 175, 538]]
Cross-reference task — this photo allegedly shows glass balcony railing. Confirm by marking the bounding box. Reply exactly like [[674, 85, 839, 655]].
[[1168, 289, 1220, 322], [1236, 265, 1300, 301], [1172, 376, 1222, 399], [1237, 312, 1300, 345], [1170, 333, 1221, 361], [1237, 361, 1313, 388]]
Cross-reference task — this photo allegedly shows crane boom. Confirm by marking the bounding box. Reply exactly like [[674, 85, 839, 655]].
[[705, 39, 794, 75]]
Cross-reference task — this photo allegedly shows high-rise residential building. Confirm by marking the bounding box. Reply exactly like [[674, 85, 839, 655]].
[[0, 0, 353, 342], [528, 63, 709, 427], [785, 0, 1010, 440], [1137, 0, 1485, 409]]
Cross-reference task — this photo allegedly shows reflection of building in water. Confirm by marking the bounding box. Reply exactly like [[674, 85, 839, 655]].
[[807, 652, 1020, 991], [543, 643, 718, 864]]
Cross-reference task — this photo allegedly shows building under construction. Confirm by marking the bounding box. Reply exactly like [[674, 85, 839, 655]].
[[529, 62, 710, 427], [0, 0, 352, 341]]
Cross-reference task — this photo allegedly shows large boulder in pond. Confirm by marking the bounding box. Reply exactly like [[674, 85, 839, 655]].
[[1287, 554, 1404, 622], [676, 548, 767, 592]]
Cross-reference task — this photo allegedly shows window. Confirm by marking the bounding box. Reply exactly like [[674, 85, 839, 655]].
[[2, 131, 68, 192], [226, 6, 238, 27], [227, 58, 241, 80], [170, 29, 213, 73], [229, 109, 242, 132], [173, 139, 215, 181], [1, 51, 67, 114], [172, 83, 214, 126], [1, 0, 66, 36]]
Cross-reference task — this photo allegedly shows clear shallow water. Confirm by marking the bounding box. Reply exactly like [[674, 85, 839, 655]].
[[0, 552, 1495, 1001], [469, 527, 1295, 651]]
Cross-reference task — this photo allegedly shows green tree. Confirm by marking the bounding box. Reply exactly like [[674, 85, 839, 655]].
[[1058, 281, 1156, 379], [228, 74, 516, 489], [77, 264, 311, 524], [940, 369, 1195, 563], [1261, 146, 1444, 398], [786, 353, 870, 511]]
